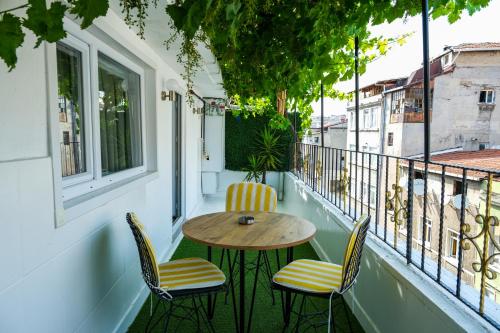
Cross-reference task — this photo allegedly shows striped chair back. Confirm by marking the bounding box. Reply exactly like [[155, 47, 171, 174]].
[[126, 213, 161, 292], [339, 214, 370, 293], [226, 182, 277, 212]]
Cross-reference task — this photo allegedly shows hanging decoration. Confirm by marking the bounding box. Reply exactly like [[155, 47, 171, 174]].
[[205, 98, 227, 116]]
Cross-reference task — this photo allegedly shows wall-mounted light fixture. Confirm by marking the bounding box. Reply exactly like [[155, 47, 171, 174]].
[[161, 90, 175, 101], [161, 79, 183, 101]]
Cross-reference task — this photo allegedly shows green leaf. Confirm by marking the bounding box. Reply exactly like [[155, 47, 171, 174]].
[[69, 0, 109, 29], [23, 0, 67, 47], [226, 1, 241, 21], [0, 13, 25, 71]]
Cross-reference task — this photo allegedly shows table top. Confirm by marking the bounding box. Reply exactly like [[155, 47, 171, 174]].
[[182, 211, 317, 251]]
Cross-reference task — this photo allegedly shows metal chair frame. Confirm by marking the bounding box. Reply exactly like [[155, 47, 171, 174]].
[[271, 216, 371, 333], [126, 213, 226, 332]]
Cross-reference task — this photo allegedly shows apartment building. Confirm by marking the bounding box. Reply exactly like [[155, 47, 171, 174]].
[[389, 150, 500, 303], [384, 43, 500, 157]]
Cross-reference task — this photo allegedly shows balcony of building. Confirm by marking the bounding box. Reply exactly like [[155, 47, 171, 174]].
[[1, 1, 500, 333]]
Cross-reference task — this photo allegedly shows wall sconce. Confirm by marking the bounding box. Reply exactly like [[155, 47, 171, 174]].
[[161, 90, 176, 101], [161, 79, 183, 102]]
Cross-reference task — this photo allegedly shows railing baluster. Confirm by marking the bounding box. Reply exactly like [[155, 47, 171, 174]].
[[421, 161, 429, 271], [367, 153, 371, 219], [375, 154, 380, 237], [456, 169, 467, 298], [349, 150, 353, 217], [355, 150, 358, 218], [437, 166, 446, 284], [384, 156, 389, 242], [361, 151, 365, 216], [406, 160, 414, 264]]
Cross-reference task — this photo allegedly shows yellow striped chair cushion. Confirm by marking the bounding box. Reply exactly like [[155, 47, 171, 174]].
[[273, 259, 342, 294], [226, 182, 277, 212], [159, 257, 226, 291], [342, 215, 369, 271], [129, 213, 160, 281]]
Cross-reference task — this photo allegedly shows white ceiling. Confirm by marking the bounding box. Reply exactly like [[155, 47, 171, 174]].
[[109, 1, 226, 99]]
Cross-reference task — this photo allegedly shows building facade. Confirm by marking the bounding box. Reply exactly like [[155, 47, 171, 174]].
[[383, 43, 500, 157]]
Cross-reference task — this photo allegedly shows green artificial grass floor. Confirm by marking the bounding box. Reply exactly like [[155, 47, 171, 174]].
[[128, 239, 365, 333]]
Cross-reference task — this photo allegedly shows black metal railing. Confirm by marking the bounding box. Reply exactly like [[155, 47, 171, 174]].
[[292, 142, 500, 329], [60, 141, 85, 177]]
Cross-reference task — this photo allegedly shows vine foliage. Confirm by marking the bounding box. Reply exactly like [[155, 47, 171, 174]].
[[0, 0, 492, 121]]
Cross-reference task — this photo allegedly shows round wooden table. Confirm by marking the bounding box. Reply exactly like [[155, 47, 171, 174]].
[[183, 211, 316, 333]]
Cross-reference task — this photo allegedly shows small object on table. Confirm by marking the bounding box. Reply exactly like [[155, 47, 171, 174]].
[[238, 215, 255, 225]]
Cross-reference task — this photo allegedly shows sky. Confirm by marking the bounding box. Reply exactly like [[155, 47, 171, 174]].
[[311, 0, 500, 116]]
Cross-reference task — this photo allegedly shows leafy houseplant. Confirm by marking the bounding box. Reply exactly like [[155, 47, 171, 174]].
[[243, 155, 264, 183], [244, 127, 283, 184]]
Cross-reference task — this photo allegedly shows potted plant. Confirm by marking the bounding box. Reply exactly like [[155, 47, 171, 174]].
[[244, 127, 283, 184]]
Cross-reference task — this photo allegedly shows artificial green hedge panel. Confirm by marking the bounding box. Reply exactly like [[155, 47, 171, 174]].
[[225, 112, 301, 171]]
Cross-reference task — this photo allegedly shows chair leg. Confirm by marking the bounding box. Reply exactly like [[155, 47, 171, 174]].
[[192, 296, 201, 332], [341, 297, 353, 333], [293, 294, 307, 333], [198, 295, 217, 333], [145, 296, 161, 333], [329, 295, 337, 333], [226, 249, 240, 333], [262, 251, 276, 305], [162, 302, 173, 333]]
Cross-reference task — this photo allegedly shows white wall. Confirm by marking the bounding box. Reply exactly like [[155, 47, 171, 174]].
[[0, 2, 202, 332], [432, 52, 500, 152], [282, 173, 497, 333]]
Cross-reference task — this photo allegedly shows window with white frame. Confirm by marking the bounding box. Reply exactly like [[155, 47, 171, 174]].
[[362, 181, 376, 206], [418, 216, 432, 247], [363, 109, 370, 129], [479, 89, 495, 104], [441, 52, 453, 68], [350, 112, 355, 130], [370, 107, 378, 128], [57, 42, 87, 179], [56, 32, 146, 201], [447, 229, 459, 261]]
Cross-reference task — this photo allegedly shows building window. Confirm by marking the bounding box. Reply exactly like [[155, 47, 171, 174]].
[[414, 170, 424, 180], [453, 180, 463, 196], [363, 109, 370, 129], [350, 112, 355, 130], [370, 108, 378, 128], [314, 136, 319, 143], [441, 52, 453, 68], [55, 32, 147, 201], [388, 132, 394, 146], [418, 217, 432, 247], [413, 98, 423, 112], [362, 181, 377, 206], [479, 89, 495, 104], [57, 42, 87, 178], [98, 53, 143, 176], [447, 230, 459, 261]]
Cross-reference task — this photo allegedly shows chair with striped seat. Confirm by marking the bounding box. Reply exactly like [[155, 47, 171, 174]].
[[272, 214, 370, 333], [221, 182, 279, 304], [126, 212, 226, 332]]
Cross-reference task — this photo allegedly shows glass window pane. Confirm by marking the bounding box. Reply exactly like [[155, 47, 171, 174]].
[[98, 53, 142, 176], [56, 43, 86, 177]]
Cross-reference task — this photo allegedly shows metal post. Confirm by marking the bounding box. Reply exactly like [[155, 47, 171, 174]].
[[321, 82, 325, 148], [355, 36, 360, 152], [294, 106, 297, 143], [421, 0, 431, 162]]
